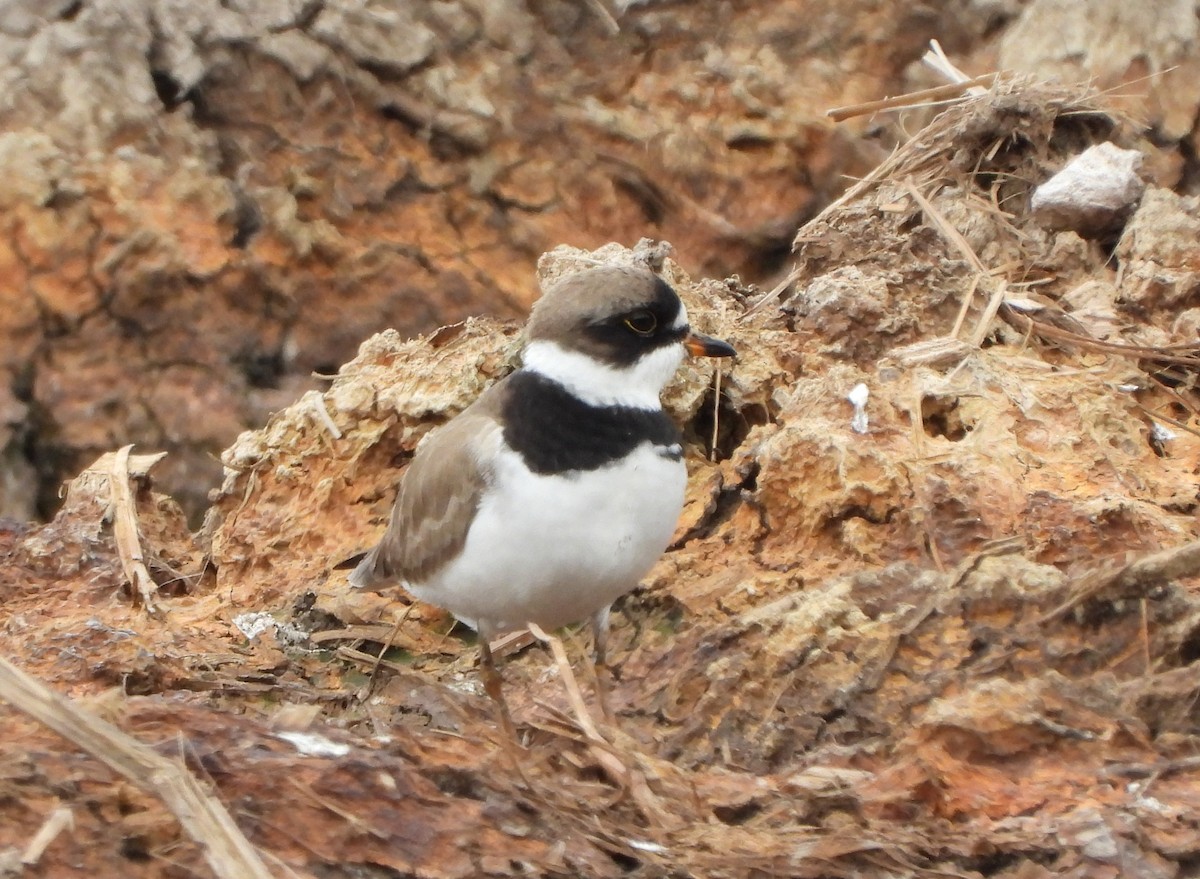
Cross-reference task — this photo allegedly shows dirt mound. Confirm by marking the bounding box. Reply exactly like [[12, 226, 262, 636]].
[[3, 80, 1200, 878], [0, 0, 896, 524]]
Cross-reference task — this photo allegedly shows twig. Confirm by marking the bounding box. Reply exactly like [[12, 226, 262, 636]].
[[335, 645, 412, 674], [1040, 539, 1200, 623], [744, 265, 803, 316], [524, 623, 669, 826], [309, 624, 411, 644], [1140, 598, 1152, 676], [1132, 404, 1200, 441], [888, 336, 974, 367], [287, 778, 388, 839], [490, 628, 536, 659], [108, 445, 161, 614], [525, 623, 614, 758], [1101, 753, 1200, 779], [949, 275, 981, 340], [1109, 540, 1200, 594], [949, 537, 1025, 589], [826, 73, 998, 122], [901, 179, 1015, 348], [308, 393, 342, 440], [1001, 306, 1200, 366], [968, 280, 1008, 348], [21, 805, 74, 865], [922, 39, 988, 91], [0, 656, 274, 879], [709, 367, 722, 462], [902, 179, 1014, 347], [903, 179, 988, 275], [366, 602, 415, 695]]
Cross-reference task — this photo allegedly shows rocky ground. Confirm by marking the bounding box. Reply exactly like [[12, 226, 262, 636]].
[[3, 2, 1200, 878]]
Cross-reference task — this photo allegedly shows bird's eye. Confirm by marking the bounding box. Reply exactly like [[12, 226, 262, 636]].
[[623, 311, 657, 335]]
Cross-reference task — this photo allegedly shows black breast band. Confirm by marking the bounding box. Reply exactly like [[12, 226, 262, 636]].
[[502, 371, 682, 475]]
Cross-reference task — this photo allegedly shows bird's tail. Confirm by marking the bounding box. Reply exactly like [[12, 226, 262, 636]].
[[345, 542, 400, 590], [347, 547, 384, 590]]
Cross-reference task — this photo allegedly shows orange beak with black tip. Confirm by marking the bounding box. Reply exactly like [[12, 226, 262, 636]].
[[685, 330, 736, 359]]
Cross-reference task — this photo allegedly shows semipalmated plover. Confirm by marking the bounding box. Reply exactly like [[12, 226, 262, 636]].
[[350, 264, 734, 725]]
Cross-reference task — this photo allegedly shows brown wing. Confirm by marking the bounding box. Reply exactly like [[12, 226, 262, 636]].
[[349, 381, 509, 589]]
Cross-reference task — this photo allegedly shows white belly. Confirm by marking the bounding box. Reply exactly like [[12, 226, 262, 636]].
[[408, 442, 687, 634]]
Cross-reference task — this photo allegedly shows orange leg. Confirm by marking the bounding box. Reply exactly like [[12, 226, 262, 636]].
[[478, 634, 519, 743], [590, 606, 617, 726]]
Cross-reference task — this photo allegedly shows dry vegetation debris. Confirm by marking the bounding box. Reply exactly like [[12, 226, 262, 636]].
[[3, 80, 1200, 878]]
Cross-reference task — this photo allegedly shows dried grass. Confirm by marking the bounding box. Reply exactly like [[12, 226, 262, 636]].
[[0, 657, 273, 879]]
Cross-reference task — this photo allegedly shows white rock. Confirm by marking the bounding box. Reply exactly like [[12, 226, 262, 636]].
[[1031, 143, 1144, 237], [847, 383, 869, 434], [233, 611, 277, 641], [276, 731, 351, 758]]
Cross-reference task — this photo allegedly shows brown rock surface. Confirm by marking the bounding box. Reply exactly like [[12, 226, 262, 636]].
[[4, 77, 1200, 877], [5, 1, 1200, 876], [4, 0, 1197, 524], [2, 0, 928, 521]]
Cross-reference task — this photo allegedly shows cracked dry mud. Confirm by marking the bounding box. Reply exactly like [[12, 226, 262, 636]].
[[6, 80, 1200, 875], [4, 3, 1200, 879], [0, 0, 899, 522]]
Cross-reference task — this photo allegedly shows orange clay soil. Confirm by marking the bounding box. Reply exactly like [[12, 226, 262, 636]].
[[2, 82, 1200, 879]]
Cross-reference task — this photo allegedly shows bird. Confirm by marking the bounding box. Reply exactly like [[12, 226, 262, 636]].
[[349, 263, 735, 730]]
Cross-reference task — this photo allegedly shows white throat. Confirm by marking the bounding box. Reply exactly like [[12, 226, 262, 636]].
[[522, 340, 685, 409]]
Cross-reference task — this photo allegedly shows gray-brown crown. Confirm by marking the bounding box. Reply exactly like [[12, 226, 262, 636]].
[[525, 265, 686, 367]]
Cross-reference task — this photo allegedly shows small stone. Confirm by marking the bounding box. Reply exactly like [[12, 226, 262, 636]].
[[1031, 142, 1145, 238]]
